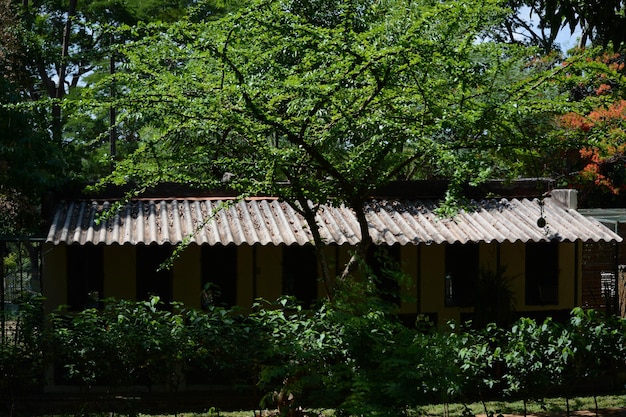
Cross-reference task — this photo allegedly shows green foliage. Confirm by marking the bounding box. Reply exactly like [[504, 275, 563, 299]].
[[520, 0, 626, 49], [50, 297, 190, 388], [3, 0, 244, 191], [500, 317, 566, 411], [472, 267, 517, 328], [0, 294, 46, 395], [99, 0, 566, 195], [185, 304, 262, 386], [454, 323, 501, 409], [252, 298, 344, 411], [71, 0, 626, 290], [564, 308, 626, 390], [6, 296, 626, 415], [0, 76, 66, 233]]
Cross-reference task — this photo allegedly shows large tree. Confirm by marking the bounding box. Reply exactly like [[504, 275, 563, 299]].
[[1, 1, 68, 234], [551, 51, 626, 206], [489, 1, 626, 205], [81, 0, 615, 294], [1, 0, 208, 294], [5, 0, 237, 183]]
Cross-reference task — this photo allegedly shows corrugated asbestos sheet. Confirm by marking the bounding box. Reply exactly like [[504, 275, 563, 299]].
[[45, 197, 622, 246]]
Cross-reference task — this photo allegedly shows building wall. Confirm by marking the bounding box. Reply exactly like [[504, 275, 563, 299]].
[[419, 244, 445, 319], [173, 245, 201, 308], [399, 245, 418, 315], [42, 240, 583, 323], [407, 241, 580, 324], [500, 241, 525, 309], [255, 246, 283, 302], [104, 245, 136, 301], [582, 240, 618, 310], [580, 222, 626, 315], [559, 242, 578, 309], [42, 243, 67, 314], [237, 245, 255, 312]]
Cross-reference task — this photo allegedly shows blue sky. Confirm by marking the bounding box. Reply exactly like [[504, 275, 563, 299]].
[[519, 5, 583, 52]]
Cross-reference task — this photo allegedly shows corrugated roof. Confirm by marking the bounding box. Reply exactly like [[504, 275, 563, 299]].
[[579, 208, 626, 227], [45, 197, 622, 246]]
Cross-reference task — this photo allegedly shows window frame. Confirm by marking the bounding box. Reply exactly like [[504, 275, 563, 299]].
[[201, 244, 238, 308], [444, 242, 479, 307], [136, 244, 174, 305], [366, 244, 402, 306], [282, 245, 318, 308], [66, 244, 104, 310], [525, 241, 559, 306]]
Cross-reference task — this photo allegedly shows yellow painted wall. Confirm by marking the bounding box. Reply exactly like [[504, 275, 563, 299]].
[[575, 241, 583, 306], [479, 242, 498, 273], [317, 245, 339, 300], [237, 245, 254, 312], [42, 243, 67, 314], [43, 239, 583, 322], [500, 242, 525, 312], [412, 240, 580, 324], [255, 245, 282, 301], [173, 245, 201, 309], [103, 245, 136, 301], [400, 245, 418, 314], [558, 242, 577, 310], [502, 241, 579, 313], [419, 244, 446, 319]]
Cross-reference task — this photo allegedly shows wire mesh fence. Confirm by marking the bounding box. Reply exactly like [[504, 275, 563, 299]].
[[1, 239, 42, 345]]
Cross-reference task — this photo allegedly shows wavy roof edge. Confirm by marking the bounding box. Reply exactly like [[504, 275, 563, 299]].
[[45, 194, 622, 246]]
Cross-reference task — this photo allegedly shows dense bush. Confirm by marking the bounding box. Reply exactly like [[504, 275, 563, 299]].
[[50, 297, 191, 388], [185, 304, 263, 387], [0, 294, 46, 396], [2, 296, 626, 416]]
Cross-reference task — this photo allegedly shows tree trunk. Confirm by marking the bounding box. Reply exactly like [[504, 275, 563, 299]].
[[340, 200, 372, 280], [109, 34, 117, 169], [298, 199, 334, 301], [51, 0, 77, 142]]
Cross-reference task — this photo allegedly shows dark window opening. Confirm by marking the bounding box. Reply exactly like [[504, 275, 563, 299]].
[[366, 245, 401, 306], [67, 245, 104, 310], [445, 243, 479, 307], [136, 244, 173, 306], [525, 241, 559, 305], [283, 245, 318, 308], [201, 245, 237, 308]]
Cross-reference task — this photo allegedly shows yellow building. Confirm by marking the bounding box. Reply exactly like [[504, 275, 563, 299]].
[[42, 185, 621, 325]]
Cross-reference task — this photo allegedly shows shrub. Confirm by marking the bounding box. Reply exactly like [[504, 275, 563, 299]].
[[0, 294, 46, 396], [50, 297, 189, 389], [7, 294, 626, 416]]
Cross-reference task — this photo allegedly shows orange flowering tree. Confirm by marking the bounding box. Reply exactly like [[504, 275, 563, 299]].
[[557, 52, 626, 203]]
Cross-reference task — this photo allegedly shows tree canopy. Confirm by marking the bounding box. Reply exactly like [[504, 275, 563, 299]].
[[0, 0, 244, 232], [553, 52, 626, 206], [3, 0, 626, 293], [67, 0, 618, 286], [95, 0, 593, 193]]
